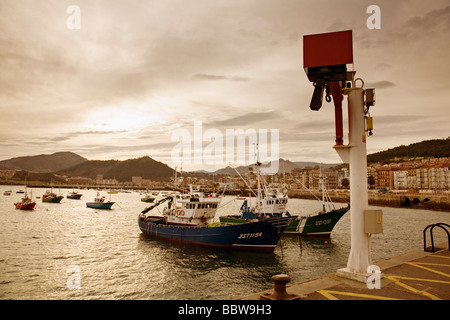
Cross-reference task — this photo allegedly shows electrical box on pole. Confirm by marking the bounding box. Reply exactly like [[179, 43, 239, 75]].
[[364, 209, 383, 234]]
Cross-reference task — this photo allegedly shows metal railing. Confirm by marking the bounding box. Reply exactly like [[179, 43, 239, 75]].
[[423, 223, 450, 252]]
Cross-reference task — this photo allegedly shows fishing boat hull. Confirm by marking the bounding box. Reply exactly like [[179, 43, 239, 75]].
[[284, 205, 349, 236], [67, 193, 82, 200], [141, 197, 155, 203], [138, 216, 292, 253], [86, 202, 115, 209], [220, 205, 350, 237], [42, 196, 63, 203], [14, 202, 36, 210]]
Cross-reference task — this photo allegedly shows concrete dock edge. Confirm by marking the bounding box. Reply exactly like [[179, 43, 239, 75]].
[[237, 242, 450, 300]]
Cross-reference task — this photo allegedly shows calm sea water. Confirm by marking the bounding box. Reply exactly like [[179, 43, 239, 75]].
[[1, 185, 449, 300]]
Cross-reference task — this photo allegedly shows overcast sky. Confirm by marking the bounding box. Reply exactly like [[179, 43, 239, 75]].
[[1, 0, 449, 171]]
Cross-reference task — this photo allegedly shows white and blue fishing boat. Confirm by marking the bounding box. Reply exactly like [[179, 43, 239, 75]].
[[138, 186, 292, 253], [86, 192, 115, 210], [219, 161, 350, 237]]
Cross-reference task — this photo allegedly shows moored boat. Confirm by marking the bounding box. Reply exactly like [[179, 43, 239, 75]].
[[284, 205, 349, 236], [86, 192, 115, 209], [42, 190, 64, 203], [138, 182, 292, 252], [3, 190, 12, 196], [141, 194, 155, 203], [138, 214, 292, 252], [219, 161, 349, 237], [67, 190, 82, 199], [14, 189, 36, 210]]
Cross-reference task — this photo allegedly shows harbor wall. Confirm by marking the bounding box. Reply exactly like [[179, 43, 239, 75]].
[[287, 190, 450, 212]]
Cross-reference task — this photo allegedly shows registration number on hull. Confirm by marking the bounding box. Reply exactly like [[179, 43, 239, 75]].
[[315, 219, 331, 226], [238, 232, 263, 239]]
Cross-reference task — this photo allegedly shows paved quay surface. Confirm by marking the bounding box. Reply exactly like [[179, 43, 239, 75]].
[[238, 243, 450, 300]]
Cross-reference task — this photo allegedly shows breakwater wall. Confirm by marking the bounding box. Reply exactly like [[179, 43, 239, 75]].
[[287, 190, 450, 212]]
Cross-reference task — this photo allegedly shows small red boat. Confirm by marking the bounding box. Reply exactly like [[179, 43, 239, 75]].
[[14, 190, 36, 210]]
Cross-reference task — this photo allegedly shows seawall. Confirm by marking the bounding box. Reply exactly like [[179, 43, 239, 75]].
[[287, 190, 450, 212]]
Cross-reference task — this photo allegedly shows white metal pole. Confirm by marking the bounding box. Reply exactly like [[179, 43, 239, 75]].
[[344, 87, 371, 274]]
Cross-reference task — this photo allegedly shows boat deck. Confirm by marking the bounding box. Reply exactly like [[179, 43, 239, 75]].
[[238, 242, 450, 300]]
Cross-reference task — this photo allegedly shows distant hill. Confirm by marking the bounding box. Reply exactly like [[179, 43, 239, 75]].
[[209, 158, 340, 175], [367, 138, 450, 164], [0, 151, 87, 172], [59, 156, 175, 182]]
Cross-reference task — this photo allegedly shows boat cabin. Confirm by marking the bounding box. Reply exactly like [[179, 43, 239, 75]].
[[163, 193, 221, 226]]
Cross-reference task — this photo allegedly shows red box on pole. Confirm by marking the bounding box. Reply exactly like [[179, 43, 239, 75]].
[[303, 30, 353, 68]]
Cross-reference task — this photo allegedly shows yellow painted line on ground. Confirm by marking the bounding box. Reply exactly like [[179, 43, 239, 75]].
[[317, 254, 450, 301], [317, 289, 401, 300], [406, 262, 450, 278], [387, 275, 450, 285], [387, 259, 450, 300], [411, 262, 450, 267], [385, 275, 443, 300]]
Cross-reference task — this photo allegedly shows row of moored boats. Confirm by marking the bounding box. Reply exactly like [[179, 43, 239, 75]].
[[6, 161, 349, 253], [8, 188, 115, 210]]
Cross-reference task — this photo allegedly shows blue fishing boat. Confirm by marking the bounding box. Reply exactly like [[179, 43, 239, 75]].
[[138, 185, 292, 252], [86, 192, 115, 209]]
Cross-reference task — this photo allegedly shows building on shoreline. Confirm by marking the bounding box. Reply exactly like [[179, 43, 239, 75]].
[[375, 157, 449, 191]]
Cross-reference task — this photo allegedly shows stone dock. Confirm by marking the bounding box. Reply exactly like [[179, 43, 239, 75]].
[[238, 242, 450, 300]]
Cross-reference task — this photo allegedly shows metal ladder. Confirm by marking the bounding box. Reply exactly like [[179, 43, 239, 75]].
[[423, 223, 450, 252]]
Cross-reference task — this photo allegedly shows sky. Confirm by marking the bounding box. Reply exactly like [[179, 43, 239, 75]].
[[1, 0, 449, 172]]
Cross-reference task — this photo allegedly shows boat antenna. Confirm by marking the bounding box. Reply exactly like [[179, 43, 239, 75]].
[[231, 164, 257, 197]]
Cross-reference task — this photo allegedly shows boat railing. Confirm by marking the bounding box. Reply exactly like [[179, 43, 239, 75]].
[[266, 217, 294, 228], [423, 223, 450, 252]]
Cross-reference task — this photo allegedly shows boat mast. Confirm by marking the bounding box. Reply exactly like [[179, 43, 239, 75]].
[[173, 167, 178, 208], [320, 165, 325, 212], [255, 144, 262, 214]]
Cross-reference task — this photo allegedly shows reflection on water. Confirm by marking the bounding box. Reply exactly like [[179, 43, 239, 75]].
[[0, 186, 449, 299]]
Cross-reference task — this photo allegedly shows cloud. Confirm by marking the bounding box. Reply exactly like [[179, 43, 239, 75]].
[[404, 5, 450, 35], [205, 110, 280, 128], [364, 81, 395, 89], [192, 74, 250, 82]]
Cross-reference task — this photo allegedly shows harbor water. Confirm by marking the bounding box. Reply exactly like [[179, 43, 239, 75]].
[[1, 186, 449, 300]]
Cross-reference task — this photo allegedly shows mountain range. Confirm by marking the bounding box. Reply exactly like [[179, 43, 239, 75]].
[[57, 156, 175, 182], [0, 138, 448, 182], [208, 159, 339, 176], [0, 151, 87, 172]]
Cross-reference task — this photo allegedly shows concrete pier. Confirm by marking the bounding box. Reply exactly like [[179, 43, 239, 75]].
[[238, 242, 450, 300]]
